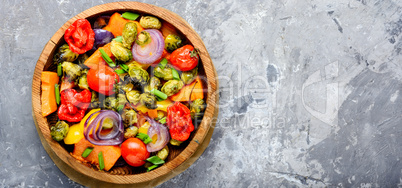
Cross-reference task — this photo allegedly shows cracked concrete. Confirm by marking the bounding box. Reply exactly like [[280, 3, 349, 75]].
[[0, 0, 401, 187]]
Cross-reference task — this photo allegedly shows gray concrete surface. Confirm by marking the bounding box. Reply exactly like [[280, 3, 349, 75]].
[[1, 0, 402, 187]]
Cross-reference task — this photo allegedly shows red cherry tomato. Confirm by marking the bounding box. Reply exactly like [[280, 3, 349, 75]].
[[170, 45, 199, 71], [87, 64, 119, 96], [121, 138, 150, 167], [167, 102, 194, 141]]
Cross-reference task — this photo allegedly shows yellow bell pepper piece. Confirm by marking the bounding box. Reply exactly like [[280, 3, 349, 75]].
[[138, 122, 151, 135], [80, 109, 101, 130], [136, 99, 174, 113]]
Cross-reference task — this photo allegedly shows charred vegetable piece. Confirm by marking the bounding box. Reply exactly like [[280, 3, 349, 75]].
[[140, 92, 157, 109], [93, 16, 110, 29], [122, 22, 137, 49], [165, 34, 182, 52], [90, 90, 100, 109], [190, 99, 206, 119], [61, 61, 82, 81], [181, 67, 198, 85], [135, 31, 151, 46], [128, 65, 149, 86], [50, 121, 70, 141], [78, 69, 89, 90], [170, 139, 183, 146], [122, 109, 138, 126], [126, 90, 141, 105], [124, 126, 139, 139], [103, 97, 118, 110], [154, 66, 173, 80], [156, 146, 169, 161], [76, 53, 89, 68], [139, 16, 162, 29], [161, 80, 184, 97], [53, 44, 79, 64], [111, 40, 132, 62]]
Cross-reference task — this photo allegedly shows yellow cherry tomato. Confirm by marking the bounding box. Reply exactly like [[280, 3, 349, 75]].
[[64, 123, 83, 145]]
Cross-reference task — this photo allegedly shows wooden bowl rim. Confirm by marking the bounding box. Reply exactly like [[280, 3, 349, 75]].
[[31, 1, 218, 185]]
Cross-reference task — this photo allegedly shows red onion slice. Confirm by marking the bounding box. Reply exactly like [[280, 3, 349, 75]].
[[84, 110, 124, 146], [132, 29, 165, 64], [145, 116, 170, 152]]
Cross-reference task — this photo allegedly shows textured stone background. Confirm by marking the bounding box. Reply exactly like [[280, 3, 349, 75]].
[[1, 0, 402, 187]]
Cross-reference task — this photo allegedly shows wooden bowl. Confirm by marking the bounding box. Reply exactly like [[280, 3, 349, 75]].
[[31, 2, 218, 187]]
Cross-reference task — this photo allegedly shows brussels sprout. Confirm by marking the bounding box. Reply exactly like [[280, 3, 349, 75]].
[[103, 97, 117, 110], [165, 34, 183, 52], [157, 146, 169, 161], [90, 90, 100, 109], [122, 83, 134, 93], [170, 139, 183, 146], [122, 22, 137, 49], [139, 16, 161, 29], [154, 66, 173, 81], [181, 67, 198, 85], [117, 93, 128, 108], [140, 92, 157, 109], [135, 31, 151, 46], [111, 40, 132, 62], [124, 126, 138, 139], [190, 99, 206, 119], [161, 80, 184, 96], [78, 69, 89, 90], [122, 109, 138, 126], [61, 61, 82, 81], [144, 76, 161, 93], [126, 90, 141, 105], [53, 44, 79, 64], [128, 65, 149, 86], [50, 121, 69, 141]]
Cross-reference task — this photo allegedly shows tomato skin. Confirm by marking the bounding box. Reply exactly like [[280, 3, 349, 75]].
[[87, 65, 119, 96], [170, 45, 199, 71], [121, 138, 150, 167], [167, 102, 194, 141]]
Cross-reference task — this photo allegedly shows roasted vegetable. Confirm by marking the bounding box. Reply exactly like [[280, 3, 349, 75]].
[[93, 16, 110, 29], [41, 72, 59, 117], [64, 19, 95, 54], [140, 16, 162, 29], [155, 111, 166, 121], [117, 93, 128, 108], [156, 146, 169, 160], [181, 67, 198, 85], [103, 97, 118, 110], [154, 66, 173, 80], [61, 61, 82, 81], [165, 34, 182, 52], [92, 29, 114, 51], [124, 126, 139, 139], [170, 139, 182, 146], [140, 92, 157, 109], [78, 69, 89, 90], [53, 44, 79, 64], [161, 80, 184, 97], [122, 109, 138, 126], [50, 121, 70, 141], [170, 76, 204, 101], [128, 64, 149, 86], [90, 90, 100, 109], [76, 53, 89, 68], [135, 31, 151, 46], [190, 99, 206, 119], [144, 76, 161, 92], [126, 90, 141, 105], [111, 40, 132, 62], [122, 22, 138, 49], [122, 83, 134, 93]]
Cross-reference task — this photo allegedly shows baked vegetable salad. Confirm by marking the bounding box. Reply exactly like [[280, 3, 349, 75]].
[[40, 12, 206, 172]]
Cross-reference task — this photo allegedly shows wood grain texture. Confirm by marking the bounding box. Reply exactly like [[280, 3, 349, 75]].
[[31, 2, 218, 186]]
